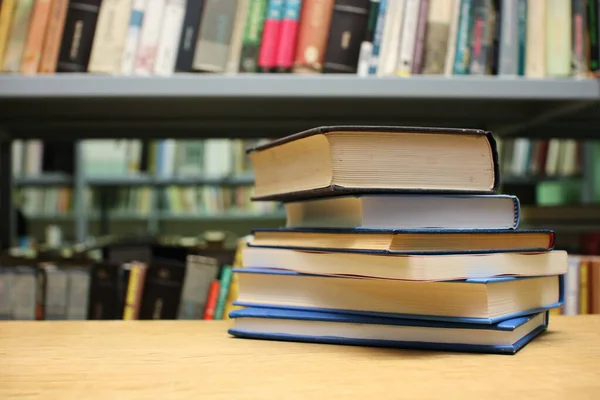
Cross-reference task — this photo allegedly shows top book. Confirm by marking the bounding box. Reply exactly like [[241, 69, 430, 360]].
[[247, 126, 500, 201]]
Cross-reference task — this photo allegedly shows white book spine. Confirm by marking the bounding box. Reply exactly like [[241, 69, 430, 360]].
[[154, 0, 186, 76], [121, 0, 148, 74], [89, 0, 134, 74], [378, 0, 405, 76], [395, 0, 420, 76], [443, 0, 461, 76], [133, 0, 166, 75], [564, 256, 581, 315]]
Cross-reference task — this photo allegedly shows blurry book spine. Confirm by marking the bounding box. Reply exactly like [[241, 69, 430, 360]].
[[586, 0, 598, 73], [38, 0, 68, 72], [133, 0, 165, 75], [0, 0, 16, 67], [367, 0, 386, 75], [192, 0, 239, 72], [516, 0, 526, 75], [422, 0, 454, 74], [177, 254, 219, 319], [451, 0, 472, 75], [468, 0, 493, 75], [356, 0, 380, 76], [524, 0, 545, 77], [56, 0, 103, 72], [87, 263, 121, 320], [545, 0, 571, 76], [153, 0, 186, 75], [174, 0, 204, 71], [322, 0, 370, 73], [138, 261, 185, 320], [225, 0, 250, 73], [20, 0, 53, 74], [395, 0, 421, 76], [2, 0, 35, 72], [88, 0, 133, 73], [214, 265, 233, 320], [275, 0, 302, 71], [238, 0, 267, 72], [410, 0, 429, 74], [376, 0, 404, 76], [120, 0, 147, 74], [258, 0, 284, 71], [122, 262, 147, 320], [202, 279, 220, 319], [293, 0, 335, 73]]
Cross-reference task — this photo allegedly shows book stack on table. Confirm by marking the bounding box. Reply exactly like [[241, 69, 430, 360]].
[[228, 126, 567, 355]]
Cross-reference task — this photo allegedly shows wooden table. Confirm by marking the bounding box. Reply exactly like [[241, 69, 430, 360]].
[[1, 316, 600, 399]]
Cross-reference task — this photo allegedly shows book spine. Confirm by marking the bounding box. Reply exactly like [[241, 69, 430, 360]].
[[239, 0, 267, 72], [587, 0, 599, 73], [203, 280, 220, 320], [133, 0, 166, 75], [421, 0, 454, 74], [468, 0, 491, 75], [2, 0, 35, 72], [410, 0, 429, 74], [516, 0, 526, 75], [119, 0, 146, 74], [193, 0, 239, 72], [56, 0, 103, 72], [122, 263, 147, 320], [356, 0, 380, 76], [571, 0, 591, 77], [377, 0, 404, 76], [20, 0, 53, 74], [443, 0, 460, 75], [451, 0, 472, 75], [395, 0, 421, 76], [524, 0, 545, 77], [88, 0, 133, 74], [258, 0, 284, 71], [225, 0, 251, 73], [367, 0, 386, 75], [0, 0, 16, 67], [497, 0, 518, 75], [545, 0, 571, 76], [38, 0, 68, 72], [322, 0, 370, 73], [213, 266, 233, 320], [275, 0, 302, 71], [153, 0, 186, 75], [173, 0, 204, 71], [292, 0, 335, 73]]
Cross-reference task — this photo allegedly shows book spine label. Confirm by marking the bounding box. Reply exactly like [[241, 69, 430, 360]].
[[193, 0, 239, 72], [451, 0, 472, 74], [410, 0, 429, 74], [293, 0, 335, 73], [20, 0, 53, 74], [356, 0, 380, 76], [395, 0, 421, 76], [3, 0, 35, 72], [225, 0, 251, 73], [367, 0, 386, 75], [133, 0, 166, 75], [275, 0, 302, 70], [56, 0, 103, 72], [173, 0, 204, 72], [0, 0, 16, 67], [239, 0, 268, 72], [258, 0, 285, 70], [154, 0, 186, 75], [587, 0, 599, 72], [38, 0, 68, 72], [323, 0, 370, 73]]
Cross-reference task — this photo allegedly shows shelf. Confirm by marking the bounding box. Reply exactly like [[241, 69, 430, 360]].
[[1, 75, 598, 139], [13, 173, 73, 187]]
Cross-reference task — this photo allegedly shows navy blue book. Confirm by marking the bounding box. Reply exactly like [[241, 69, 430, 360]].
[[247, 125, 500, 201], [250, 227, 555, 254], [233, 268, 564, 324], [281, 194, 520, 230], [228, 307, 549, 355]]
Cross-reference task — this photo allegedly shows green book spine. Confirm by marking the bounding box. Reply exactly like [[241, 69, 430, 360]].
[[239, 0, 268, 72], [516, 0, 527, 76], [452, 0, 473, 75], [214, 266, 233, 320]]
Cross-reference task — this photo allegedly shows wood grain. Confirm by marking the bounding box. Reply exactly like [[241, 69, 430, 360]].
[[1, 316, 600, 399]]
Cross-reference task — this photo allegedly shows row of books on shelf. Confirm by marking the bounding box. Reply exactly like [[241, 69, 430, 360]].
[[12, 138, 267, 179], [560, 255, 600, 315], [16, 186, 281, 217], [0, 0, 596, 78], [0, 239, 243, 320]]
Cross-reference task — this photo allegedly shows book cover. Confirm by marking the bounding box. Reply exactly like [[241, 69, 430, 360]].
[[275, 0, 302, 71], [258, 0, 284, 71], [292, 0, 335, 73], [238, 0, 267, 72]]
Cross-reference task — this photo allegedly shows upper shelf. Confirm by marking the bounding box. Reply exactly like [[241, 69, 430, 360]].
[[1, 74, 598, 139]]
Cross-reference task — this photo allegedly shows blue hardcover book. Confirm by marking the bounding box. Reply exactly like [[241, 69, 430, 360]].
[[249, 227, 556, 255], [282, 194, 520, 230], [228, 307, 549, 355], [233, 268, 564, 324]]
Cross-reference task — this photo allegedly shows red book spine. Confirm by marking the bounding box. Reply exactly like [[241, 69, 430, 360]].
[[258, 0, 285, 70], [276, 0, 302, 69], [203, 280, 221, 320]]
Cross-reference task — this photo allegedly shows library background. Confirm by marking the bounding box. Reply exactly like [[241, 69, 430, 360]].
[[0, 0, 599, 321]]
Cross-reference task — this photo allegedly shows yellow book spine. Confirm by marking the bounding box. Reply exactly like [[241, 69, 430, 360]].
[[222, 236, 248, 319], [123, 264, 142, 320], [579, 262, 588, 315], [0, 0, 17, 66]]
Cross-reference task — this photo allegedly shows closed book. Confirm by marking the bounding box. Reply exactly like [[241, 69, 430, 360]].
[[421, 0, 455, 75], [225, 0, 250, 73], [174, 0, 204, 72], [292, 0, 335, 73], [139, 259, 186, 320], [154, 0, 186, 75], [37, 0, 68, 72], [229, 308, 549, 355], [238, 0, 267, 72], [88, 0, 132, 73], [376, 0, 404, 76], [356, 0, 380, 76], [258, 0, 284, 71], [395, 0, 421, 76], [410, 0, 429, 74], [545, 0, 571, 76], [133, 0, 166, 75], [56, 0, 103, 72], [2, 0, 35, 72], [366, 0, 386, 75], [0, 0, 16, 67], [524, 0, 545, 77], [234, 268, 564, 324], [247, 125, 500, 201], [275, 0, 302, 71], [120, 0, 148, 74], [242, 245, 567, 281], [451, 0, 472, 75], [250, 227, 556, 254], [468, 0, 495, 75], [177, 254, 219, 319], [87, 262, 122, 320], [193, 0, 239, 72], [20, 0, 53, 74], [322, 0, 369, 73]]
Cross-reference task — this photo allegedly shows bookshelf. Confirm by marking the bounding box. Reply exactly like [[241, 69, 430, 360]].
[[2, 317, 600, 398]]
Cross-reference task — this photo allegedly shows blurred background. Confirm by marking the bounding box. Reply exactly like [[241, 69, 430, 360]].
[[0, 0, 599, 320]]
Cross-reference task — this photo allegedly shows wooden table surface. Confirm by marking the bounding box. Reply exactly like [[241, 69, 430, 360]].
[[1, 316, 600, 399]]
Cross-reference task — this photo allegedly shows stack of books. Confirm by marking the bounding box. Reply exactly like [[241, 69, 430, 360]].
[[227, 126, 568, 355]]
